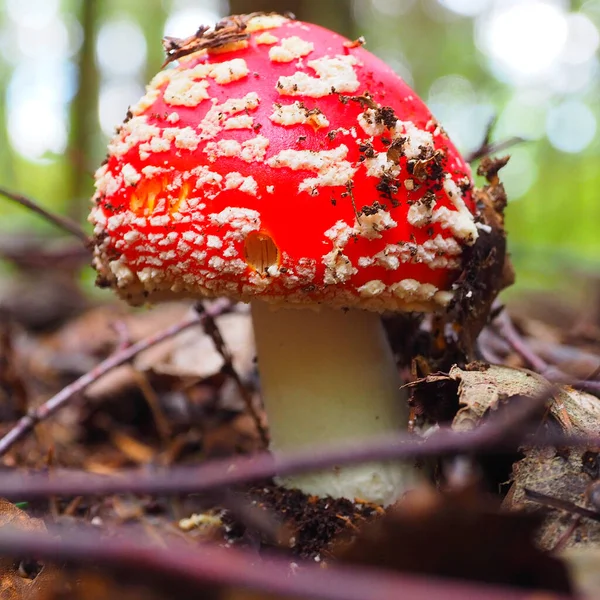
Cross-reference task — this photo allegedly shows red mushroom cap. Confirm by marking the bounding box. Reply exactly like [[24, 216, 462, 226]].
[[90, 14, 480, 312]]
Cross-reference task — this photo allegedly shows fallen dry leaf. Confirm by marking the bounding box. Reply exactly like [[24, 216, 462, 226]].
[[449, 363, 580, 432], [203, 413, 264, 458], [0, 499, 46, 533], [0, 499, 57, 600], [504, 384, 600, 553], [333, 486, 572, 593], [409, 362, 600, 579], [412, 363, 585, 432], [432, 364, 600, 555], [135, 309, 254, 382]]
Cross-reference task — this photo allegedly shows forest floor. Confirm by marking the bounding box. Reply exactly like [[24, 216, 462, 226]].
[[0, 231, 598, 599]]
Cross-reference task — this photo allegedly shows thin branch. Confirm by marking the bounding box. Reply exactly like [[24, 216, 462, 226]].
[[0, 529, 558, 600], [66, 0, 99, 222], [0, 187, 90, 245], [524, 488, 600, 523], [466, 136, 526, 163], [0, 428, 597, 501], [568, 379, 600, 394], [490, 310, 600, 395], [0, 299, 232, 457], [491, 309, 550, 373], [197, 301, 269, 448], [3, 391, 594, 502]]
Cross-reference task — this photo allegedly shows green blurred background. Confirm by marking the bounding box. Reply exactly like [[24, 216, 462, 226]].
[[0, 0, 598, 297]]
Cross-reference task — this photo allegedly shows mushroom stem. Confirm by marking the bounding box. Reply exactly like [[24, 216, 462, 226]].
[[250, 300, 420, 506]]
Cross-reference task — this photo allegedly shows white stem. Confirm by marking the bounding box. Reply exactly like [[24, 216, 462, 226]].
[[250, 300, 421, 506]]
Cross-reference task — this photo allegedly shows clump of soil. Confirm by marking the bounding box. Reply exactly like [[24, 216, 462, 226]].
[[223, 483, 383, 559]]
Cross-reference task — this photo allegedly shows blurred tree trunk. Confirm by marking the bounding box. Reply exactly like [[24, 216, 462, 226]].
[[137, 0, 169, 81], [0, 64, 15, 187], [67, 0, 100, 222], [228, 0, 355, 38]]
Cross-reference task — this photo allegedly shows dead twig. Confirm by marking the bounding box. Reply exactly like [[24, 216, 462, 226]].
[[0, 427, 597, 501], [2, 390, 592, 502], [0, 528, 561, 600], [550, 516, 581, 553], [564, 379, 600, 395], [0, 187, 90, 245], [197, 301, 269, 448], [466, 136, 526, 163], [490, 310, 600, 395], [0, 299, 232, 457], [491, 309, 550, 373], [161, 13, 278, 66], [466, 116, 526, 163], [524, 488, 600, 524]]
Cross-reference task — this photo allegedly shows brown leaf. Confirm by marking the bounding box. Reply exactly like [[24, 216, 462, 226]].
[[0, 499, 46, 533], [203, 413, 265, 458], [504, 385, 600, 553], [1, 567, 55, 600], [0, 500, 57, 600], [440, 363, 587, 433], [333, 486, 572, 593], [135, 310, 254, 382]]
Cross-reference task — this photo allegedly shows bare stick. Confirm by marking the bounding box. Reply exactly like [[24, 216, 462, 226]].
[[2, 390, 588, 502], [0, 298, 232, 457], [524, 488, 600, 523], [466, 136, 526, 163], [570, 379, 600, 394], [490, 311, 600, 395], [464, 115, 527, 163], [197, 301, 269, 448], [465, 115, 498, 166], [0, 187, 90, 245], [0, 529, 557, 600], [491, 309, 550, 373], [1, 428, 598, 501]]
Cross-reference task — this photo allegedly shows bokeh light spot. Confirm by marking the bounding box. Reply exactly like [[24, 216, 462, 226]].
[[6, 0, 60, 29], [496, 92, 547, 141], [562, 12, 599, 64], [370, 0, 416, 17], [8, 99, 67, 162], [96, 19, 147, 77], [164, 5, 222, 38], [17, 16, 70, 60], [497, 146, 538, 200], [437, 0, 492, 17], [477, 1, 568, 83], [99, 82, 146, 137], [546, 100, 597, 153]]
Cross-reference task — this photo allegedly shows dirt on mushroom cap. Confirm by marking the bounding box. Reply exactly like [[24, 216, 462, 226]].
[[90, 13, 494, 313]]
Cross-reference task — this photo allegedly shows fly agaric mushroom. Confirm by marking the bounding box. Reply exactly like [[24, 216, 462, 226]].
[[90, 13, 486, 506]]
